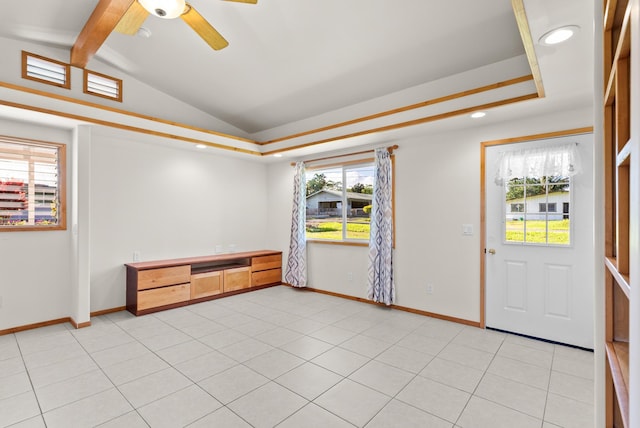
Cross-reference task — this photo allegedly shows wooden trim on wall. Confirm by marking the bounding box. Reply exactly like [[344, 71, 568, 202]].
[[262, 93, 540, 156], [21, 51, 71, 90], [263, 75, 534, 145], [0, 98, 262, 156], [479, 126, 594, 329], [91, 306, 127, 317], [0, 81, 255, 144], [83, 68, 123, 102], [511, 0, 545, 98], [0, 317, 72, 336], [283, 283, 481, 327], [70, 318, 92, 329]]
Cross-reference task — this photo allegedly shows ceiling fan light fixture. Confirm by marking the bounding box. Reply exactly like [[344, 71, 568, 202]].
[[539, 25, 580, 46], [139, 0, 186, 19]]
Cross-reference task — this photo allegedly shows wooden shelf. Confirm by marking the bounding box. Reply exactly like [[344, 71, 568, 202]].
[[606, 341, 630, 428], [605, 256, 631, 298]]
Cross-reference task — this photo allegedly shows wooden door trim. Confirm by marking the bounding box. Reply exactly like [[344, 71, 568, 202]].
[[479, 126, 593, 328]]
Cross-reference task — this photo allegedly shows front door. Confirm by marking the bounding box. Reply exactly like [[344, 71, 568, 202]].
[[484, 133, 594, 349]]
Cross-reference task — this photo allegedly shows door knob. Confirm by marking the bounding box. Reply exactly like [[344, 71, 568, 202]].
[[487, 248, 496, 255]]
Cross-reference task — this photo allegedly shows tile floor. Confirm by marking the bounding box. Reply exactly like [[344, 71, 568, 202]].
[[0, 286, 595, 428]]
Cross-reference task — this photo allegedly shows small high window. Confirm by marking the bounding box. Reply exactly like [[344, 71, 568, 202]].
[[83, 69, 122, 102], [0, 136, 66, 231], [22, 51, 70, 89]]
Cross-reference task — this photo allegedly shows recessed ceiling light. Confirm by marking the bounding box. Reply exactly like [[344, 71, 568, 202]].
[[273, 153, 283, 158], [539, 25, 580, 46], [471, 112, 486, 119], [196, 144, 206, 149]]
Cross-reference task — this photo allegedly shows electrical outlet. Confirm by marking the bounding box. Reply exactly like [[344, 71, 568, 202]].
[[426, 284, 434, 294], [133, 251, 141, 262], [347, 272, 353, 281]]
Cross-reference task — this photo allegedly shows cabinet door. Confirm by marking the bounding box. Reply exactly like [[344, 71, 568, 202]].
[[251, 254, 282, 272], [138, 265, 190, 290], [252, 268, 282, 286], [191, 271, 223, 299], [224, 267, 251, 292], [137, 284, 190, 310]]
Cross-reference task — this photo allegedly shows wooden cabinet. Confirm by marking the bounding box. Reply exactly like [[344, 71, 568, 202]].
[[602, 0, 634, 425], [125, 250, 282, 315], [191, 270, 223, 299], [223, 267, 251, 292]]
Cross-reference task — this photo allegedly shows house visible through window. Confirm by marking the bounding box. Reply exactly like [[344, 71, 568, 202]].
[[504, 175, 570, 245], [0, 137, 66, 231], [305, 162, 375, 241]]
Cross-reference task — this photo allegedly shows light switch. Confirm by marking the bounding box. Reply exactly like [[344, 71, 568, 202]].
[[462, 224, 473, 236]]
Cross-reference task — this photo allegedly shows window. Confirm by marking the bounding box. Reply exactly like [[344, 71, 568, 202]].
[[0, 136, 66, 231], [84, 69, 123, 102], [22, 51, 70, 89], [539, 202, 557, 212], [305, 162, 375, 242], [510, 203, 524, 213], [504, 175, 570, 245]]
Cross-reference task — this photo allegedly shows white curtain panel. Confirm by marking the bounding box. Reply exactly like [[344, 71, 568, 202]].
[[494, 143, 581, 185], [367, 148, 394, 305], [284, 162, 307, 287]]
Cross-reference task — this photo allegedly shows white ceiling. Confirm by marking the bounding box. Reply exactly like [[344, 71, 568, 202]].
[[0, 0, 594, 157]]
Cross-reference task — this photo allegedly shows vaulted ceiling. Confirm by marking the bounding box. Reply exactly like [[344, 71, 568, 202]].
[[0, 0, 594, 158]]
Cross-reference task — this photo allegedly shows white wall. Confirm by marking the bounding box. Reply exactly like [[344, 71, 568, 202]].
[[267, 107, 593, 323], [0, 119, 72, 330], [88, 132, 270, 312]]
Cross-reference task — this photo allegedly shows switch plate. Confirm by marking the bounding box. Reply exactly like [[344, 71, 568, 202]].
[[462, 224, 474, 236], [133, 251, 141, 262]]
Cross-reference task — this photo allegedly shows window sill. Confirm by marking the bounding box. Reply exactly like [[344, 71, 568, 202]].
[[307, 239, 368, 247]]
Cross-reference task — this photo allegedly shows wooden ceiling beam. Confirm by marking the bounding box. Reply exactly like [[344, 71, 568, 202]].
[[70, 0, 134, 68]]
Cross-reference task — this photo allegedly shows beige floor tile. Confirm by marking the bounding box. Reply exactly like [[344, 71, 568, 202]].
[[138, 384, 222, 428], [396, 376, 470, 423], [198, 364, 268, 404], [275, 362, 343, 400], [420, 358, 484, 393], [457, 396, 541, 428], [365, 399, 453, 428], [315, 379, 390, 427], [474, 373, 547, 418], [278, 403, 355, 428], [228, 382, 307, 428]]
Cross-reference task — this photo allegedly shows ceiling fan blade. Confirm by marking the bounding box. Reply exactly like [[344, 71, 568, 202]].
[[224, 0, 258, 3], [114, 1, 149, 35], [181, 4, 229, 50]]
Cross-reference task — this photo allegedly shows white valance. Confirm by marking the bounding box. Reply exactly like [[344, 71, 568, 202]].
[[494, 143, 581, 185]]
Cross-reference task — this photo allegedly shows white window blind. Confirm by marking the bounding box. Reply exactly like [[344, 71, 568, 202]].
[[22, 52, 69, 88], [0, 138, 63, 229], [84, 70, 122, 101]]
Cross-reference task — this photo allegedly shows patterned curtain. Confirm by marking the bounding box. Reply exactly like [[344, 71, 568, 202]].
[[367, 148, 394, 305], [284, 162, 307, 287]]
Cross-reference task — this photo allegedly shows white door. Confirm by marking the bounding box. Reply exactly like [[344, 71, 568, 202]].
[[485, 134, 594, 349]]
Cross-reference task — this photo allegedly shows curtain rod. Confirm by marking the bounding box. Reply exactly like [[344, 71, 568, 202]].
[[290, 145, 398, 166]]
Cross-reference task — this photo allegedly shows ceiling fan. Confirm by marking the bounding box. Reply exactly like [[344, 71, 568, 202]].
[[116, 0, 257, 50], [70, 0, 256, 68]]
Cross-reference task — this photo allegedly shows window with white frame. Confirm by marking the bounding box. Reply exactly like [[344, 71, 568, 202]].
[[0, 137, 66, 231], [305, 162, 376, 242]]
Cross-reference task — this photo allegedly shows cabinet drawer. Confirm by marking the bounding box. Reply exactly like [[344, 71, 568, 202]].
[[138, 265, 190, 290], [251, 254, 282, 272], [252, 268, 282, 287], [191, 271, 223, 299], [224, 267, 251, 292], [137, 283, 190, 310]]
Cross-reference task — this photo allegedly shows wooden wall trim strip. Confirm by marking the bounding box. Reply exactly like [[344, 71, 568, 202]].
[[91, 306, 127, 317], [282, 283, 480, 327], [512, 0, 545, 98], [0, 81, 255, 144], [263, 93, 540, 156], [262, 75, 535, 145], [70, 318, 92, 329], [0, 98, 262, 156], [0, 317, 72, 336]]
